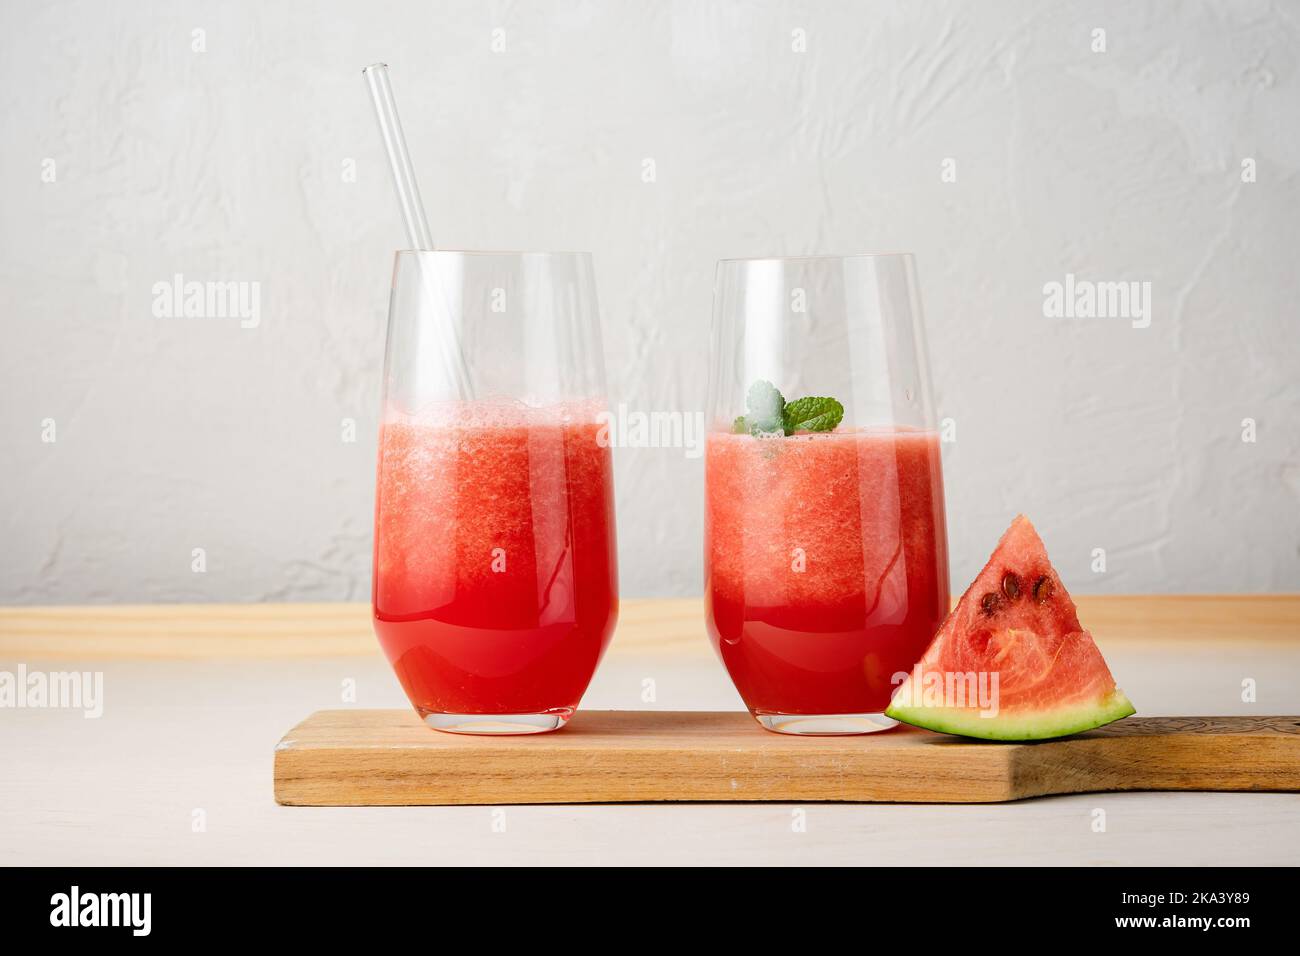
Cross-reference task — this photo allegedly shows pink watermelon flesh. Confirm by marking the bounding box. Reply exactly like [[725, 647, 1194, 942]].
[[885, 515, 1135, 740]]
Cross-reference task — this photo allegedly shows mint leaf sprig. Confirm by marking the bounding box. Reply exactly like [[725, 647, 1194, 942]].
[[732, 381, 844, 436]]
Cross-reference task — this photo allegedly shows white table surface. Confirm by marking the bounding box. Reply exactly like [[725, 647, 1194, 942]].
[[3, 605, 1299, 866]]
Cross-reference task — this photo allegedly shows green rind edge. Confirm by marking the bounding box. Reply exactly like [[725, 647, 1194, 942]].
[[884, 690, 1137, 741]]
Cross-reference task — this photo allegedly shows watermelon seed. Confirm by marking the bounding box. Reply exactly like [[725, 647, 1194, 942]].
[[1002, 573, 1021, 601], [980, 592, 1000, 616], [1033, 576, 1054, 604]]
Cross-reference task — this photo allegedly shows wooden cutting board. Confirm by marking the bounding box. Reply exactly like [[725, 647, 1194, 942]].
[[274, 710, 1300, 805]]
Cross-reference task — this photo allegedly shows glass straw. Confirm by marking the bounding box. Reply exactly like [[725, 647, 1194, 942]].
[[362, 63, 435, 250], [363, 63, 474, 399]]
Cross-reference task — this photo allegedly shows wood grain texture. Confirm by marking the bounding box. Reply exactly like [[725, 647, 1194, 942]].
[[274, 710, 1300, 806], [3, 595, 1298, 659]]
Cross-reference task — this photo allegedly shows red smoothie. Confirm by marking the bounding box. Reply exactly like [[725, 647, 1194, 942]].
[[373, 402, 618, 723], [705, 427, 949, 717]]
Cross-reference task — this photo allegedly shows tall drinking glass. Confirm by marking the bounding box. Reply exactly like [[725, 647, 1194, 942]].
[[705, 254, 949, 735], [373, 251, 618, 734]]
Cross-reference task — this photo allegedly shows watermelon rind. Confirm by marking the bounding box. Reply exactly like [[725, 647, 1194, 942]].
[[885, 688, 1136, 741]]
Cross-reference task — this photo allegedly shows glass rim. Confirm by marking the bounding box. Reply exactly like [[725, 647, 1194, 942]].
[[716, 252, 915, 264], [394, 248, 592, 260]]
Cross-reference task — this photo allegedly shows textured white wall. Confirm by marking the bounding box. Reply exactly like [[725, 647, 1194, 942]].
[[2, 0, 1297, 604]]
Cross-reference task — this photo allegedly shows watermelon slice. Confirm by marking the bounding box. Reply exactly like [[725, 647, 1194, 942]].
[[885, 515, 1135, 740]]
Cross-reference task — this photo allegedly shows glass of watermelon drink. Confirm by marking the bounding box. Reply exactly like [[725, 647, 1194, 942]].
[[373, 251, 619, 734], [705, 254, 950, 734]]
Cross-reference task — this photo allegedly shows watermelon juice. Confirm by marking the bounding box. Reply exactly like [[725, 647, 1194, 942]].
[[705, 427, 949, 727], [373, 401, 618, 732]]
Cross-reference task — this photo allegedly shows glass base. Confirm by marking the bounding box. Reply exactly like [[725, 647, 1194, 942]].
[[421, 710, 572, 735], [753, 712, 898, 736]]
